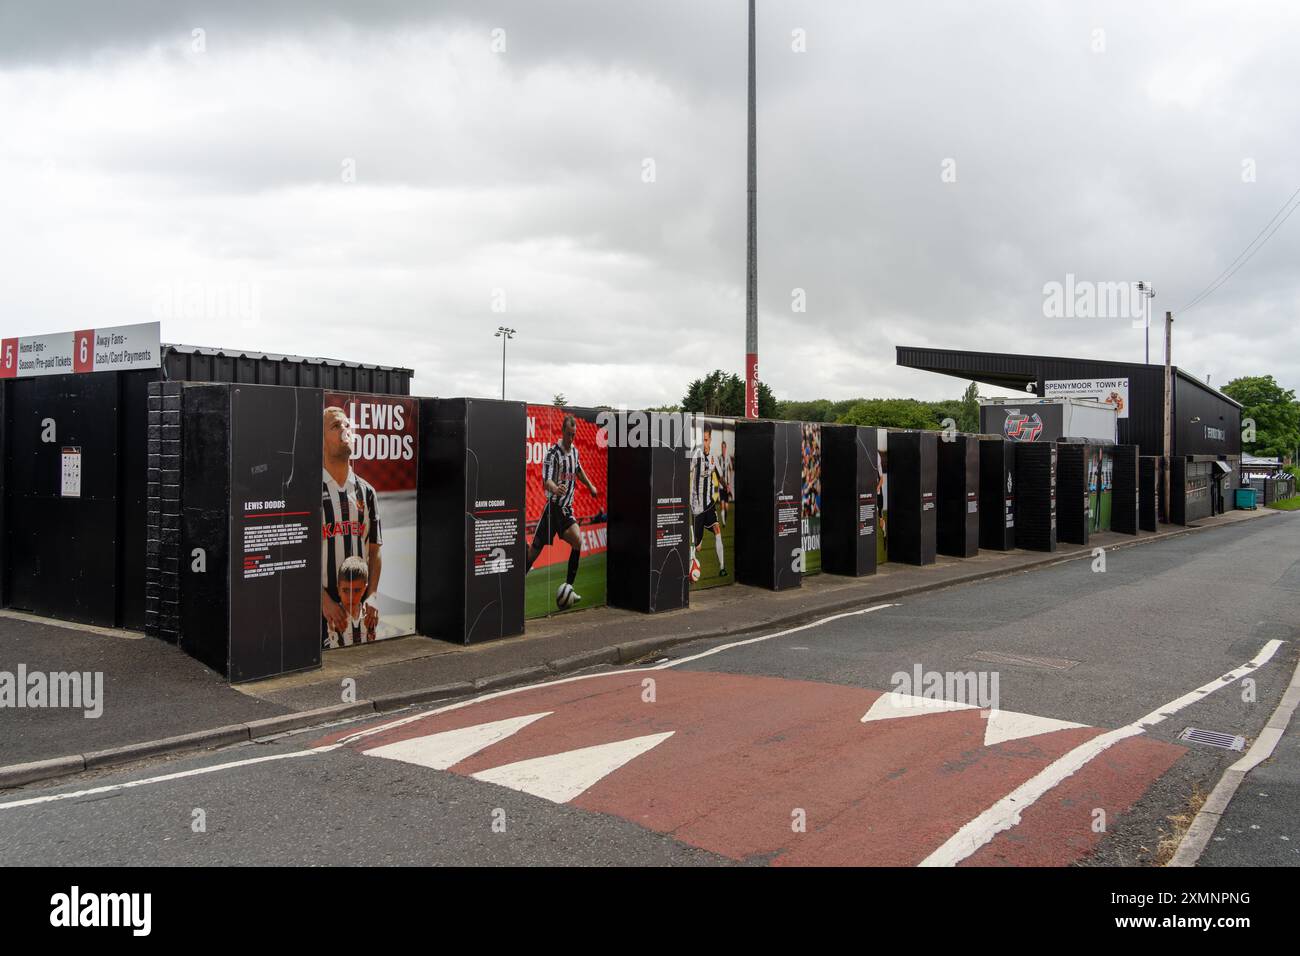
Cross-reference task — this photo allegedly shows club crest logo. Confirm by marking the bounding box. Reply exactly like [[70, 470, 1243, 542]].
[[1002, 413, 1043, 442]]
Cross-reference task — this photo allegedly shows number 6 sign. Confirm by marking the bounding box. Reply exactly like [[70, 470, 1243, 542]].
[[73, 329, 94, 374]]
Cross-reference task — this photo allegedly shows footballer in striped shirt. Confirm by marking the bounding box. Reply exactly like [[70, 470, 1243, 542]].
[[689, 421, 727, 577], [321, 406, 383, 648], [525, 413, 599, 606]]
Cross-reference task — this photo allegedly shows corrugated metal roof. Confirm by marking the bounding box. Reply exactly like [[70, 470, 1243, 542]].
[[896, 345, 1241, 408], [163, 342, 414, 375]]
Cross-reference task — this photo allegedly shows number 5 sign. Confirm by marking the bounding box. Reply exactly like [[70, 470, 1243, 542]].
[[0, 338, 16, 379]]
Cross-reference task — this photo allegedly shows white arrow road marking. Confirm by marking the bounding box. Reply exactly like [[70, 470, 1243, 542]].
[[861, 693, 977, 722], [861, 695, 1088, 746], [982, 711, 1087, 747], [920, 638, 1285, 867], [471, 732, 674, 804], [363, 712, 550, 771]]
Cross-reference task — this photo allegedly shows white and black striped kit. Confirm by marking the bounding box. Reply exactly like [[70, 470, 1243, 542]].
[[321, 468, 382, 598], [690, 445, 720, 514], [544, 441, 581, 512]]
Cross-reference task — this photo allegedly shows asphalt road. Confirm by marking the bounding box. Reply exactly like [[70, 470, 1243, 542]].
[[2, 513, 1297, 866]]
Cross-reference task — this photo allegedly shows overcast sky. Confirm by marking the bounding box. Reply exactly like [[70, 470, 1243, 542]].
[[2, 1, 1297, 406]]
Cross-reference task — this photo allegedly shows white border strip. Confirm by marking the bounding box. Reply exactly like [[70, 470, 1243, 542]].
[[1167, 647, 1300, 866], [919, 639, 1284, 866]]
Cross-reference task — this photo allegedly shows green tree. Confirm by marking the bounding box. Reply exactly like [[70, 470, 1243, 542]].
[[681, 370, 777, 418], [776, 399, 835, 422], [957, 381, 981, 433], [552, 393, 568, 407], [1222, 375, 1300, 459], [836, 398, 937, 430]]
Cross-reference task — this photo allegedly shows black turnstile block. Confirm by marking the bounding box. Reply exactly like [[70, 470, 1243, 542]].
[[820, 424, 878, 576], [1014, 442, 1058, 552], [1112, 445, 1139, 535], [937, 435, 979, 558], [418, 398, 526, 644], [607, 413, 691, 613], [886, 431, 937, 566], [735, 420, 803, 590], [1056, 442, 1089, 546], [978, 438, 1016, 551]]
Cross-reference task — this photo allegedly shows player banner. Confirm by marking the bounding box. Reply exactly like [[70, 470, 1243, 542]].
[[321, 391, 419, 648], [688, 416, 736, 591], [877, 429, 890, 564], [523, 405, 608, 619], [1088, 445, 1114, 533], [801, 422, 822, 574]]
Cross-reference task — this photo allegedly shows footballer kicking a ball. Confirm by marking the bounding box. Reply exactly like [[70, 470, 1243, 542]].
[[525, 413, 600, 609]]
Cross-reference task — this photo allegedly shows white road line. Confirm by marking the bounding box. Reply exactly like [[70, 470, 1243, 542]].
[[919, 639, 1285, 867], [0, 746, 338, 812], [652, 603, 898, 669], [337, 603, 900, 746]]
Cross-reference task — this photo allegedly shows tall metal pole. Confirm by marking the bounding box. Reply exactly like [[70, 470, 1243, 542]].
[[1163, 311, 1173, 522], [496, 326, 515, 400], [744, 0, 759, 419]]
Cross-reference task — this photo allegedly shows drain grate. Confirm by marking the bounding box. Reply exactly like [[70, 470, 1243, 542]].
[[1178, 727, 1246, 751]]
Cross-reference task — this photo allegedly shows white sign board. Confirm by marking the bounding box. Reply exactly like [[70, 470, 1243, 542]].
[[1043, 378, 1129, 419], [61, 446, 82, 498], [1, 322, 161, 379]]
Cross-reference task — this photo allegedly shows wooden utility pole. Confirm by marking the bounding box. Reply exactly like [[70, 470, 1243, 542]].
[[1163, 310, 1173, 522]]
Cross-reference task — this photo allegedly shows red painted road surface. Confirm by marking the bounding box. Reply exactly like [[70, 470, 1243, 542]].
[[316, 670, 1184, 866]]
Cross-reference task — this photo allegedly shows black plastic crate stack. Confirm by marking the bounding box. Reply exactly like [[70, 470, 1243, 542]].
[[1055, 443, 1089, 546], [936, 435, 979, 558], [1111, 445, 1139, 535], [1139, 456, 1158, 530], [145, 381, 184, 642], [1014, 442, 1057, 552], [820, 424, 878, 576], [886, 431, 938, 565], [978, 438, 1015, 551]]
